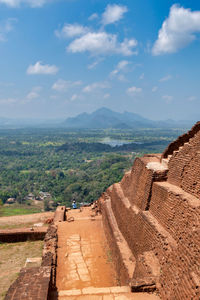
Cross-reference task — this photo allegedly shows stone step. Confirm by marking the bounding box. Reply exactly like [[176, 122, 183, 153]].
[[58, 286, 160, 299], [156, 181, 200, 209], [59, 286, 130, 296]]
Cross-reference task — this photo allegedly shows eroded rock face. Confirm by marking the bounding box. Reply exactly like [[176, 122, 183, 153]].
[[100, 122, 200, 300]]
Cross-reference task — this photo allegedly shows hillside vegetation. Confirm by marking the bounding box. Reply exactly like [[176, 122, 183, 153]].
[[0, 128, 184, 212]]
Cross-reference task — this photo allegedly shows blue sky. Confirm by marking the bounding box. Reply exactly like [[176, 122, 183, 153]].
[[0, 0, 200, 121]]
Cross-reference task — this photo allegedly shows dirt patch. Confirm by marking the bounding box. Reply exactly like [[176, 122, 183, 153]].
[[0, 212, 54, 229], [0, 240, 43, 299]]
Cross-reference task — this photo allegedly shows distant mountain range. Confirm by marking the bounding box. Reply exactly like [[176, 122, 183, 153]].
[[0, 108, 195, 129], [63, 107, 194, 129]]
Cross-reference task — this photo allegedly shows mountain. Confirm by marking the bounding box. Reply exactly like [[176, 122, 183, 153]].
[[64, 108, 155, 129], [64, 107, 193, 129]]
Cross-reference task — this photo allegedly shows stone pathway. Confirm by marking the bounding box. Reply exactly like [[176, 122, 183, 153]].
[[56, 209, 117, 292], [64, 234, 91, 285], [58, 286, 160, 299], [55, 208, 160, 300]]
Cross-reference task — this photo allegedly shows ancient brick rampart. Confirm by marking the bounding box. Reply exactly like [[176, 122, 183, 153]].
[[4, 266, 51, 300], [0, 227, 47, 243], [99, 124, 200, 299]]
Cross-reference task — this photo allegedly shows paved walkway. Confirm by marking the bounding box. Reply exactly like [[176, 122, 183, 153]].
[[56, 208, 117, 292], [55, 208, 160, 300]]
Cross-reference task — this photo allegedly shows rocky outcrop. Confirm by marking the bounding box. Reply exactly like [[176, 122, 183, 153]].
[[99, 123, 200, 300]]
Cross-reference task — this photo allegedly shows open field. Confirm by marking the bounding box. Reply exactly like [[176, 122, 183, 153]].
[[0, 240, 43, 299], [0, 211, 54, 229], [0, 204, 42, 217]]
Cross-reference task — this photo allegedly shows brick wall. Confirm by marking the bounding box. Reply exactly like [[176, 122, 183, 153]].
[[168, 130, 200, 199], [0, 227, 47, 243], [120, 156, 161, 210], [99, 123, 200, 299], [162, 121, 200, 159], [4, 267, 51, 300]]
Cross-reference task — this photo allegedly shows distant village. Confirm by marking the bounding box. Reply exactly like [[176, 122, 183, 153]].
[[4, 191, 54, 210]]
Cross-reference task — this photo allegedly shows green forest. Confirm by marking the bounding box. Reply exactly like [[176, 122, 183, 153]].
[[0, 127, 185, 214]]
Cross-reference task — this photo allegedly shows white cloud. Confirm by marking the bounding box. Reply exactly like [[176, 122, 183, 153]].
[[88, 58, 104, 70], [102, 4, 128, 25], [117, 74, 127, 82], [88, 13, 98, 21], [27, 61, 58, 75], [162, 95, 173, 103], [117, 60, 129, 70], [26, 86, 42, 100], [103, 93, 110, 99], [127, 86, 142, 94], [83, 82, 109, 93], [153, 4, 200, 55], [159, 75, 172, 82], [0, 18, 17, 42], [70, 94, 78, 101], [110, 60, 130, 77], [55, 24, 89, 39], [52, 79, 82, 92], [67, 32, 137, 56], [152, 86, 158, 92], [0, 0, 52, 7]]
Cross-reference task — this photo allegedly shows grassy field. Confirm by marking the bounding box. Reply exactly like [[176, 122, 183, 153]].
[[0, 205, 41, 217], [0, 240, 43, 299]]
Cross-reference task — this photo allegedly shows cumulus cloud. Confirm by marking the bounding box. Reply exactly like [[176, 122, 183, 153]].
[[26, 86, 42, 100], [55, 4, 137, 57], [0, 18, 17, 42], [127, 86, 142, 94], [159, 75, 172, 82], [82, 82, 109, 93], [67, 32, 137, 56], [0, 0, 52, 7], [102, 4, 128, 25], [152, 4, 200, 55], [27, 61, 58, 75], [52, 79, 82, 92], [110, 60, 130, 77], [55, 24, 89, 39], [88, 13, 98, 21]]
